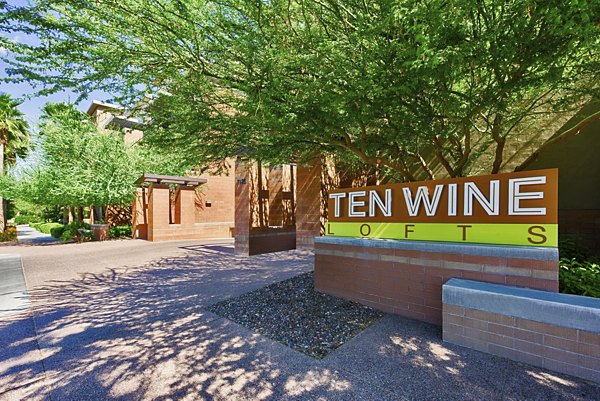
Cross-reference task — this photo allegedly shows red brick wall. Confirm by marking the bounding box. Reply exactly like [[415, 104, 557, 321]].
[[443, 304, 600, 383], [132, 187, 148, 239], [144, 184, 232, 241], [235, 160, 251, 255], [235, 161, 297, 255], [314, 240, 558, 325], [133, 162, 235, 242], [147, 184, 170, 241], [296, 161, 322, 249], [195, 164, 235, 226], [559, 209, 600, 256], [268, 166, 285, 226]]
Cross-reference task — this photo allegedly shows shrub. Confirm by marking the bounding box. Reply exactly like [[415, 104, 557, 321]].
[[558, 236, 600, 298], [560, 259, 600, 298], [109, 225, 132, 239], [50, 225, 66, 239], [558, 235, 591, 261], [60, 221, 91, 243], [31, 222, 64, 235], [0, 226, 17, 242]]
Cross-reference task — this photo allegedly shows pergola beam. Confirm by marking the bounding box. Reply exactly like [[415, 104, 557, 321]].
[[136, 173, 207, 188]]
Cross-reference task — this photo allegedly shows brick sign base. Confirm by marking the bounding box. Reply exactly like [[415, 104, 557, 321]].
[[443, 279, 600, 384], [314, 236, 558, 325]]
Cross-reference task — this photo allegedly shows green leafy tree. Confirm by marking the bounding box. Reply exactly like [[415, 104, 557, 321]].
[[0, 103, 157, 212], [1, 1, 599, 180], [0, 93, 29, 230]]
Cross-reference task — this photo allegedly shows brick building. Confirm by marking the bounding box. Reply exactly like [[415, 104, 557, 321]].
[[85, 100, 323, 251], [86, 100, 236, 241]]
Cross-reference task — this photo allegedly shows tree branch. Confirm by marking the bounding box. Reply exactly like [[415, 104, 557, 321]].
[[433, 135, 456, 177]]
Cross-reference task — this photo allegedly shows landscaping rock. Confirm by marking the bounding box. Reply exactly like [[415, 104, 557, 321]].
[[205, 272, 384, 359]]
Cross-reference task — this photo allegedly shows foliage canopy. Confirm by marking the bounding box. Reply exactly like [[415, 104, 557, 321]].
[[0, 92, 30, 230], [0, 93, 29, 163], [1, 0, 599, 180], [0, 103, 162, 208]]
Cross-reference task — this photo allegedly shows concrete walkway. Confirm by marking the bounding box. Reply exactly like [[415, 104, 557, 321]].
[[16, 225, 60, 246], [0, 240, 598, 400], [0, 254, 29, 319]]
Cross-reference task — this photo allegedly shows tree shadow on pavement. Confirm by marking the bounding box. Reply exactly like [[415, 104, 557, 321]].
[[0, 247, 360, 401], [0, 245, 599, 401]]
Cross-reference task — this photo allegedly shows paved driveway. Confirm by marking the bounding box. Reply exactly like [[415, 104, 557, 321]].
[[0, 240, 599, 400]]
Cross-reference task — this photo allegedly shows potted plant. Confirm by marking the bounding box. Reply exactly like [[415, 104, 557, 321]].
[[90, 206, 109, 241]]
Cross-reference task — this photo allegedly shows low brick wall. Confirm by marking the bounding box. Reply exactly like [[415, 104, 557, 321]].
[[149, 222, 234, 241], [314, 236, 558, 325], [443, 279, 600, 383]]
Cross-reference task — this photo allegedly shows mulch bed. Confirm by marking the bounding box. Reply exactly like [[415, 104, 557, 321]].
[[204, 272, 384, 359]]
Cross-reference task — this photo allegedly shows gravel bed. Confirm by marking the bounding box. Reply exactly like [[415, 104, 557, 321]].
[[204, 272, 384, 359]]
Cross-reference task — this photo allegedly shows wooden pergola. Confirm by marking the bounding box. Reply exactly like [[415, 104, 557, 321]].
[[136, 174, 207, 188]]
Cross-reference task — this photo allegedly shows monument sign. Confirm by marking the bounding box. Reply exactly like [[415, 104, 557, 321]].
[[326, 169, 558, 247]]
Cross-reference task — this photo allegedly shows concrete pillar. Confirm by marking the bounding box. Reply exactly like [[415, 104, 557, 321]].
[[296, 159, 323, 249], [147, 184, 170, 241], [235, 160, 251, 255]]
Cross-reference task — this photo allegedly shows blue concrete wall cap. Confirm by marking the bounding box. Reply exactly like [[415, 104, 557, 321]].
[[443, 278, 600, 333], [314, 236, 558, 261]]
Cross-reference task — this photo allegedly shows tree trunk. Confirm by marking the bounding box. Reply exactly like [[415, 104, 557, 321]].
[[76, 207, 84, 221], [93, 206, 105, 223], [62, 207, 69, 224], [0, 142, 5, 232]]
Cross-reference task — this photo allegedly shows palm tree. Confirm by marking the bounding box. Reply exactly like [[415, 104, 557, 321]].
[[0, 93, 30, 231]]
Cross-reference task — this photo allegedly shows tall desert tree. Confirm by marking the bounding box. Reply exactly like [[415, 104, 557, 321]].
[[1, 1, 599, 180], [0, 103, 152, 210], [0, 93, 29, 230]]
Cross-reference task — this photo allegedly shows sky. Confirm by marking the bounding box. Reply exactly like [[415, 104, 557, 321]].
[[0, 67, 111, 127], [0, 0, 113, 127]]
